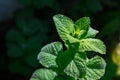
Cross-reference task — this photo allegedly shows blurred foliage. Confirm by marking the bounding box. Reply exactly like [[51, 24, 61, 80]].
[[4, 0, 120, 79], [6, 8, 57, 77]]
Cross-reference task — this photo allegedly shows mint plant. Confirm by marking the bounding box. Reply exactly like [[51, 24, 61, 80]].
[[30, 14, 106, 80]]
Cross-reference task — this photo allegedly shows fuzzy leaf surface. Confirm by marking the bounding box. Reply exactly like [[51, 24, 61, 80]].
[[53, 14, 75, 43], [79, 38, 106, 54], [37, 42, 63, 68], [30, 69, 57, 80], [65, 54, 106, 80]]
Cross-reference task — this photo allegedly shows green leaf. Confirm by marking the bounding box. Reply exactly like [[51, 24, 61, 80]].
[[53, 14, 75, 42], [64, 53, 87, 79], [37, 42, 63, 68], [85, 27, 99, 38], [30, 69, 57, 80], [64, 54, 106, 80], [74, 17, 90, 38], [79, 38, 106, 54], [83, 56, 106, 80], [87, 56, 106, 69]]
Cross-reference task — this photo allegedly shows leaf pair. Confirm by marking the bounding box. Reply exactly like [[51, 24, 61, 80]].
[[31, 42, 106, 80]]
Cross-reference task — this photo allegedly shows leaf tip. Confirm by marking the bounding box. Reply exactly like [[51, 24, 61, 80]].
[[53, 14, 63, 20]]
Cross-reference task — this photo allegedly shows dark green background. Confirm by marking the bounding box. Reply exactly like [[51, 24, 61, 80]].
[[0, 0, 120, 80]]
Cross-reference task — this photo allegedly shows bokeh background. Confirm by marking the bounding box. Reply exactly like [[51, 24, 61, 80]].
[[0, 0, 120, 80]]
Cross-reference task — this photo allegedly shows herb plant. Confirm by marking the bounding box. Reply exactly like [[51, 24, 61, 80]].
[[30, 14, 106, 80]]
